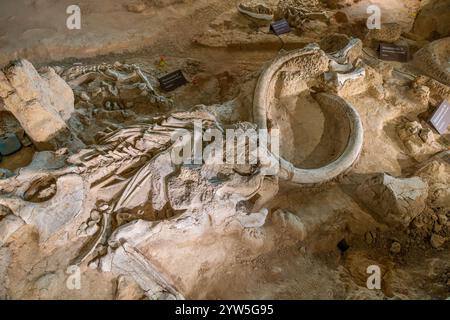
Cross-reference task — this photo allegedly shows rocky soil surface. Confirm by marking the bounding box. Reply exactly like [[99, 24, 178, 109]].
[[0, 0, 449, 300]]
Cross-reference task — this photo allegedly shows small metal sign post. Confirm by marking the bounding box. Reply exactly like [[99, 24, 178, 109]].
[[379, 43, 409, 62], [158, 70, 188, 92], [270, 19, 291, 36], [430, 100, 450, 135]]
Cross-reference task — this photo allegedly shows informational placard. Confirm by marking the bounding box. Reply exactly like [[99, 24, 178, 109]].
[[158, 70, 188, 92], [430, 100, 450, 135], [270, 19, 291, 36], [379, 43, 409, 62]]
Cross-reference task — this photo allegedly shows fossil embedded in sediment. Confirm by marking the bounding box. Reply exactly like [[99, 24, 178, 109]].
[[414, 37, 450, 86], [237, 1, 274, 21], [320, 36, 366, 89], [0, 174, 86, 242], [275, 0, 327, 28], [60, 62, 172, 111], [253, 45, 364, 185], [329, 60, 353, 73], [328, 38, 363, 65], [0, 107, 279, 298], [325, 67, 366, 87]]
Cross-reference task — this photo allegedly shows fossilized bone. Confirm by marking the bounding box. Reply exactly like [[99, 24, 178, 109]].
[[238, 1, 274, 21], [322, 37, 365, 90], [60, 63, 115, 80], [328, 38, 363, 65], [253, 44, 364, 185], [336, 67, 366, 86], [61, 62, 172, 110], [0, 109, 279, 300], [102, 242, 185, 300], [276, 0, 328, 29]]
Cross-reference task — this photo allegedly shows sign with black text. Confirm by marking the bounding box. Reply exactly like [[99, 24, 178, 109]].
[[270, 19, 291, 36], [0, 134, 22, 156], [379, 43, 408, 62], [159, 70, 188, 92]]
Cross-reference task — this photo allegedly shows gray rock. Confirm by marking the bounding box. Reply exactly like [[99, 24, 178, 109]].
[[0, 134, 22, 156]]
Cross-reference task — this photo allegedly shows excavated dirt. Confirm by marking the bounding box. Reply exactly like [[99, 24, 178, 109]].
[[0, 0, 449, 300], [269, 89, 352, 169]]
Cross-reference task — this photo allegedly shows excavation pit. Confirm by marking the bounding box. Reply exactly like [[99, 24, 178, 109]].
[[273, 89, 352, 170]]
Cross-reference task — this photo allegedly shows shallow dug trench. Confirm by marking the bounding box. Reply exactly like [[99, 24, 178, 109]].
[[0, 0, 449, 301]]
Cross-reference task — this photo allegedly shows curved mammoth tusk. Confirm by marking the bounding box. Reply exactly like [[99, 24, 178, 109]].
[[253, 45, 364, 185]]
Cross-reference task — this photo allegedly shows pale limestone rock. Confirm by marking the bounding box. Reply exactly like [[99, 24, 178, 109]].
[[357, 173, 428, 228], [39, 67, 75, 121], [0, 60, 74, 148]]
